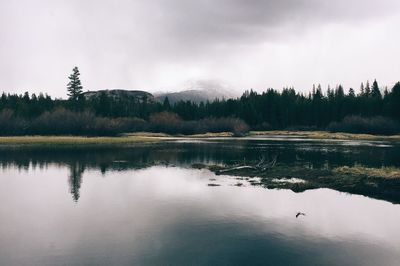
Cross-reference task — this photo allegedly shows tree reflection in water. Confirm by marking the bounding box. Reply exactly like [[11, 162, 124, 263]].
[[0, 139, 400, 203], [68, 161, 85, 202]]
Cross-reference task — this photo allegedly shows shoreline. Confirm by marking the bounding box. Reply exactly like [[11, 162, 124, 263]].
[[0, 135, 163, 146], [0, 130, 399, 146], [249, 130, 400, 141]]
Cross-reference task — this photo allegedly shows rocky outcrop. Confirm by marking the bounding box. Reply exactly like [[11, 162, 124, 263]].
[[83, 89, 155, 103]]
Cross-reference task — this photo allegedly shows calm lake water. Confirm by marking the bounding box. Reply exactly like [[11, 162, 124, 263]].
[[1, 136, 400, 265]]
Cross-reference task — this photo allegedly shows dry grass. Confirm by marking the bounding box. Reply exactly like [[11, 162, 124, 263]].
[[0, 135, 161, 146], [2, 130, 400, 146], [186, 132, 233, 138], [124, 132, 172, 138], [334, 166, 400, 179], [0, 132, 242, 146], [250, 130, 400, 141], [126, 131, 234, 138]]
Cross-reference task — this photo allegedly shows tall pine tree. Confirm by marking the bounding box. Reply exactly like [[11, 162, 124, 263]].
[[67, 67, 83, 100]]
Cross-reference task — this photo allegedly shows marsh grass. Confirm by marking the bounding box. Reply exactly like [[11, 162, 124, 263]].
[[186, 132, 234, 138], [2, 130, 400, 147], [0, 135, 159, 146], [250, 130, 400, 141], [334, 166, 400, 179], [0, 132, 244, 146], [127, 131, 233, 138]]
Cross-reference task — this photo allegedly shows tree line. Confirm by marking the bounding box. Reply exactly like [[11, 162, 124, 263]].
[[0, 67, 399, 135]]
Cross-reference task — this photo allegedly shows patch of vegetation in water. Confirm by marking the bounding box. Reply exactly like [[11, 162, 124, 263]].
[[333, 166, 400, 179], [194, 163, 400, 204]]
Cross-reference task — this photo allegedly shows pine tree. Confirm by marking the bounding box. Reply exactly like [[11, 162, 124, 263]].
[[390, 82, 400, 120], [335, 85, 344, 99], [359, 82, 364, 96], [371, 79, 381, 99], [348, 88, 355, 97], [163, 96, 171, 110], [365, 81, 371, 97], [67, 67, 83, 100], [384, 87, 389, 98]]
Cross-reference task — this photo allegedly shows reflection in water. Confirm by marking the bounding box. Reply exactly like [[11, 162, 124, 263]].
[[0, 165, 400, 265], [1, 138, 400, 203], [68, 162, 84, 202]]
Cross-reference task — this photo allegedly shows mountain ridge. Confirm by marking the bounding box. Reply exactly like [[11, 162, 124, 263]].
[[82, 89, 155, 102], [82, 83, 237, 104], [154, 80, 238, 104]]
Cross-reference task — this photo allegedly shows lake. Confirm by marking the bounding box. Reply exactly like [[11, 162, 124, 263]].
[[1, 136, 400, 265]]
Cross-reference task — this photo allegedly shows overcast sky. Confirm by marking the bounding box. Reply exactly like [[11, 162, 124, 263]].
[[1, 0, 400, 98]]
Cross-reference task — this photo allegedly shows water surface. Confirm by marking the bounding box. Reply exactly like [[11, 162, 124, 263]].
[[1, 137, 400, 265]]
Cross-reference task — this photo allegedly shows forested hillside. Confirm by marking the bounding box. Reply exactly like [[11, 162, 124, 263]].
[[1, 80, 399, 136]]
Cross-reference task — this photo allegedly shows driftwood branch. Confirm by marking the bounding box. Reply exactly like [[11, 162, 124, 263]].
[[219, 154, 277, 173]]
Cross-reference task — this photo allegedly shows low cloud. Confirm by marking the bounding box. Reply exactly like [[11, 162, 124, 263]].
[[0, 0, 399, 96]]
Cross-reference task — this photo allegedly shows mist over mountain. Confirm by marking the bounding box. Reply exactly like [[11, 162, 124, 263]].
[[154, 80, 239, 104], [79, 80, 238, 104]]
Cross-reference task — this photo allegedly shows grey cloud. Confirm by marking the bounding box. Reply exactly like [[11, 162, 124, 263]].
[[0, 0, 399, 96], [56, 0, 400, 53], [143, 0, 400, 47]]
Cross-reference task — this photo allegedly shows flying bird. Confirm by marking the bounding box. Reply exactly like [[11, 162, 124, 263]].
[[296, 212, 306, 218]]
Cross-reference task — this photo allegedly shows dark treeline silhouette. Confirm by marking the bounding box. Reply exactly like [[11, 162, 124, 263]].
[[1, 79, 400, 135]]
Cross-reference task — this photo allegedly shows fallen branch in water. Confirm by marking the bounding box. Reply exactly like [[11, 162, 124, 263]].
[[218, 165, 256, 173], [218, 154, 278, 173]]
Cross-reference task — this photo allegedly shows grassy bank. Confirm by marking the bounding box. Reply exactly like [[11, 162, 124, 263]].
[[127, 131, 234, 138], [132, 130, 400, 140], [0, 133, 230, 146], [250, 130, 400, 141], [1, 130, 400, 146], [0, 135, 162, 146]]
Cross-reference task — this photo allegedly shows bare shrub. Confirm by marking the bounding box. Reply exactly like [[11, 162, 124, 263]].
[[327, 115, 400, 135], [148, 112, 249, 135], [232, 119, 250, 136], [32, 107, 95, 135], [149, 112, 183, 134], [0, 109, 28, 135], [197, 117, 249, 136], [0, 108, 249, 136], [93, 117, 147, 136]]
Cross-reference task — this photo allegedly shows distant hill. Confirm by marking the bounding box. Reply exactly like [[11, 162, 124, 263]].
[[154, 80, 238, 104], [81, 81, 238, 105], [83, 89, 154, 102]]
